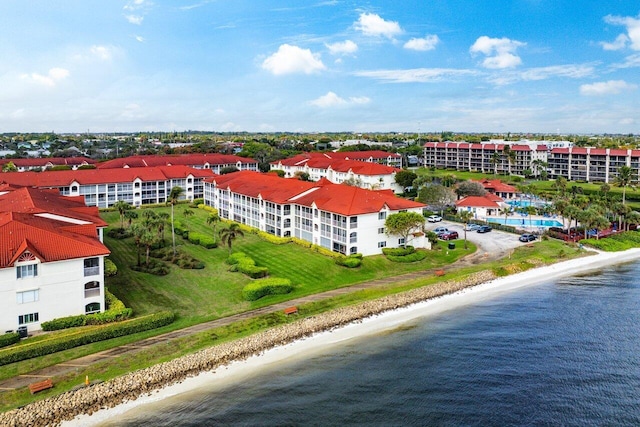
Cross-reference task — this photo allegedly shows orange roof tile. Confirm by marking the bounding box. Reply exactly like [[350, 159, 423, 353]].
[[97, 154, 257, 169], [456, 196, 501, 208]]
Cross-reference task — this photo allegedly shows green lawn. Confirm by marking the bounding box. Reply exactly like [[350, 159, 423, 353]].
[[104, 206, 473, 323]]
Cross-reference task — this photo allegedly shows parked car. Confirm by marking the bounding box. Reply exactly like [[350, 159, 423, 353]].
[[519, 233, 537, 242], [427, 215, 443, 223], [439, 230, 459, 240], [465, 223, 481, 231], [477, 225, 492, 233], [433, 227, 449, 236]]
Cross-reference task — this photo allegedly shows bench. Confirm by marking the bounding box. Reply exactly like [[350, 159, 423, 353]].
[[283, 306, 298, 315], [434, 269, 445, 277], [28, 378, 53, 394]]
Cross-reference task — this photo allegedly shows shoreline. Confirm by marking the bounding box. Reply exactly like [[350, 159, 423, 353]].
[[3, 248, 640, 427]]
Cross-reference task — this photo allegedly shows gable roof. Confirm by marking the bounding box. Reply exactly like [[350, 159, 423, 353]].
[[96, 154, 257, 169], [456, 195, 502, 208], [205, 171, 424, 216], [272, 153, 398, 176], [0, 187, 109, 268]]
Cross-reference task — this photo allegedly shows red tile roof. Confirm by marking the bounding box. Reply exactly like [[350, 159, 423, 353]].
[[0, 166, 215, 187], [205, 171, 424, 215], [456, 196, 501, 208], [273, 153, 398, 175], [475, 179, 517, 194], [0, 187, 109, 268], [97, 154, 257, 169], [0, 157, 95, 168]]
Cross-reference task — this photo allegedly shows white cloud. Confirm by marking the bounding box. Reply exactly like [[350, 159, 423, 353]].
[[580, 80, 637, 96], [90, 45, 113, 61], [403, 35, 440, 51], [135, 35, 145, 43], [20, 67, 70, 87], [124, 0, 149, 11], [600, 34, 630, 51], [603, 14, 640, 51], [355, 68, 477, 83], [354, 13, 402, 39], [262, 44, 326, 75], [309, 92, 370, 108], [326, 40, 358, 55], [611, 53, 640, 69], [470, 36, 525, 69], [125, 15, 144, 25], [490, 64, 595, 85]]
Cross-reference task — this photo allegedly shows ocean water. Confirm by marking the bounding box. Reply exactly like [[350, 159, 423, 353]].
[[105, 262, 640, 427]]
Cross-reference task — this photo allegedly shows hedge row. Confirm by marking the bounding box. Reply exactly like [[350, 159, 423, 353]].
[[0, 312, 175, 366], [187, 231, 217, 249], [41, 290, 133, 331], [105, 258, 118, 277], [335, 256, 362, 268], [0, 332, 20, 349], [382, 246, 415, 257], [386, 251, 428, 263], [242, 277, 293, 301], [226, 252, 269, 279]]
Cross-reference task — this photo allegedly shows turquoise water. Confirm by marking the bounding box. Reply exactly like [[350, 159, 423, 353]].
[[506, 199, 549, 208], [106, 262, 640, 426], [490, 217, 562, 227]]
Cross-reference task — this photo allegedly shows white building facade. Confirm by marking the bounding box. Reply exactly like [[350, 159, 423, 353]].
[[204, 171, 428, 256]]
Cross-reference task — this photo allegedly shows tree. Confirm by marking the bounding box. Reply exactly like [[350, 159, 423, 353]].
[[500, 205, 514, 225], [524, 205, 537, 228], [553, 177, 568, 197], [131, 222, 158, 265], [113, 200, 132, 230], [168, 186, 184, 256], [124, 210, 138, 228], [2, 161, 17, 172], [455, 181, 486, 199], [207, 212, 221, 241], [490, 152, 501, 176], [578, 208, 610, 240], [157, 212, 170, 245], [625, 210, 640, 231], [183, 208, 195, 219], [613, 165, 637, 205], [458, 210, 473, 249], [384, 212, 425, 247], [416, 184, 456, 214], [503, 145, 516, 174], [219, 223, 244, 255], [395, 170, 417, 190]]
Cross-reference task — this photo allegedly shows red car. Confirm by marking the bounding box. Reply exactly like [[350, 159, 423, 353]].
[[439, 230, 459, 240]]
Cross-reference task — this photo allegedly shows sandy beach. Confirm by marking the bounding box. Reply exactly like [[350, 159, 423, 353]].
[[58, 247, 640, 427]]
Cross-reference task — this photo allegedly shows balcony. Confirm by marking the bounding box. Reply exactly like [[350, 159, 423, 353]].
[[84, 266, 100, 277]]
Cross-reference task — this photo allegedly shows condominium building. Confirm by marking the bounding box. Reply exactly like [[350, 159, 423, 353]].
[[203, 171, 428, 256], [0, 156, 95, 172], [270, 153, 402, 193], [547, 147, 640, 183], [96, 153, 258, 173], [0, 166, 215, 208], [0, 185, 110, 332]]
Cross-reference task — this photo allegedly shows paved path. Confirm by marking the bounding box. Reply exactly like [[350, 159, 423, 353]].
[[0, 239, 506, 393]]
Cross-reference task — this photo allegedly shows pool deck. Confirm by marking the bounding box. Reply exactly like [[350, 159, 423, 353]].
[[483, 215, 564, 232]]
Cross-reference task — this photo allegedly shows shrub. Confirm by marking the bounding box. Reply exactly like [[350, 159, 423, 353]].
[[131, 258, 170, 276], [199, 204, 218, 214], [242, 278, 293, 301], [187, 232, 201, 245], [42, 290, 132, 331], [227, 252, 269, 278], [105, 258, 118, 277], [106, 228, 132, 239], [335, 257, 362, 268], [0, 332, 20, 349], [382, 246, 415, 257], [256, 231, 291, 245], [386, 251, 428, 263], [190, 198, 204, 207], [42, 315, 87, 331], [0, 312, 175, 366]]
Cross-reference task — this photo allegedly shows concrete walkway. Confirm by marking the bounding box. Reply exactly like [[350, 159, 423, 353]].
[[0, 246, 495, 393]]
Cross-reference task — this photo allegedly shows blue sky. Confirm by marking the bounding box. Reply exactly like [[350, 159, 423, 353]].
[[1, 1, 639, 134]]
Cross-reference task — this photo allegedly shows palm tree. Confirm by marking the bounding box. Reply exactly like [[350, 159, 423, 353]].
[[500, 205, 514, 225], [490, 152, 501, 176], [124, 210, 138, 228], [524, 205, 537, 228], [219, 223, 244, 255], [503, 145, 516, 174], [157, 212, 170, 245], [553, 177, 568, 197], [458, 210, 473, 250], [206, 212, 221, 241], [613, 165, 637, 205], [183, 208, 195, 219], [168, 186, 184, 256], [113, 200, 132, 229], [625, 210, 640, 231], [131, 222, 158, 265]]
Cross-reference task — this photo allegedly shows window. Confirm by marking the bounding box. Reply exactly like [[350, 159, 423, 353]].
[[16, 289, 39, 304], [18, 312, 39, 325], [84, 281, 100, 298], [378, 241, 387, 248], [350, 217, 358, 228], [398, 238, 405, 245], [350, 232, 357, 243], [84, 258, 100, 277], [85, 302, 101, 314], [17, 264, 37, 279], [350, 246, 358, 254], [378, 211, 387, 220], [378, 227, 385, 234]]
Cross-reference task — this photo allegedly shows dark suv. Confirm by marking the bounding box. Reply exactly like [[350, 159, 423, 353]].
[[477, 225, 492, 233], [519, 233, 536, 242]]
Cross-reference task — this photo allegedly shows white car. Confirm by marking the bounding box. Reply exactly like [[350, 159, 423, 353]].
[[465, 223, 481, 231], [427, 215, 443, 223]]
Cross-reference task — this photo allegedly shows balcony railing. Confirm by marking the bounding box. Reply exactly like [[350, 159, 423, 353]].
[[84, 266, 100, 277], [85, 288, 101, 298]]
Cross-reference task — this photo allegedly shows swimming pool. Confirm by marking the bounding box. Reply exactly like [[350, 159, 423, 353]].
[[488, 217, 563, 227], [506, 199, 549, 209]]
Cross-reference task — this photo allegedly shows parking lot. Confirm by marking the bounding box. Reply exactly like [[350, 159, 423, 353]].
[[425, 220, 528, 260]]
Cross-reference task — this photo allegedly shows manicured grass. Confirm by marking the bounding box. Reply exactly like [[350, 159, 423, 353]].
[[103, 206, 474, 321], [0, 236, 586, 412]]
